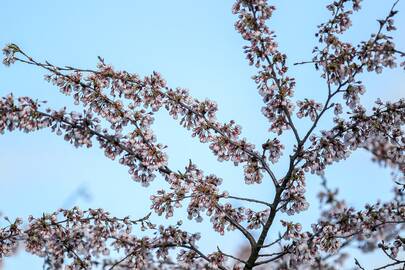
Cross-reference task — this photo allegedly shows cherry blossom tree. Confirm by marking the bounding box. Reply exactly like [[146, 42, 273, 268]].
[[1, 0, 404, 269]]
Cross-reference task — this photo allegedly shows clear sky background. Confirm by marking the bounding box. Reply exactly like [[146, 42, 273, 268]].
[[0, 1, 404, 269]]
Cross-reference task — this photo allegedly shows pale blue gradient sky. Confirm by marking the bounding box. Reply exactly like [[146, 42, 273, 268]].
[[0, 1, 404, 269]]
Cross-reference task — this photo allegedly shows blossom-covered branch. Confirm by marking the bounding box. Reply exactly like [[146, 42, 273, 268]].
[[1, 0, 404, 269], [4, 46, 278, 186]]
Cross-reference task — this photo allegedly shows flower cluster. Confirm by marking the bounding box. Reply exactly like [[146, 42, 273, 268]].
[[151, 162, 269, 237], [1, 43, 19, 66], [0, 94, 168, 186], [279, 170, 309, 215], [0, 207, 208, 270], [296, 99, 323, 122], [260, 197, 405, 269], [262, 138, 284, 164], [313, 0, 403, 89], [302, 99, 405, 174], [233, 0, 296, 136]]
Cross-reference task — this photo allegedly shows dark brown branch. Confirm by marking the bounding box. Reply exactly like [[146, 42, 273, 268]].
[[254, 250, 289, 266], [222, 195, 272, 208], [217, 246, 247, 264], [355, 258, 366, 270], [374, 260, 405, 270]]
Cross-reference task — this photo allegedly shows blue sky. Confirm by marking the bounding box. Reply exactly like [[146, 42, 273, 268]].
[[0, 1, 404, 269]]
